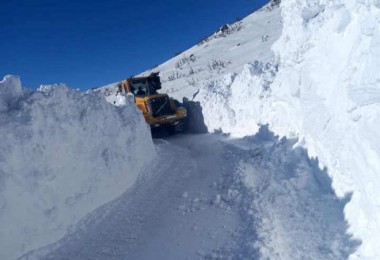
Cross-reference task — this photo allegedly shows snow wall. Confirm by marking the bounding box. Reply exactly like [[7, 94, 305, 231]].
[[197, 1, 380, 258], [0, 75, 155, 260]]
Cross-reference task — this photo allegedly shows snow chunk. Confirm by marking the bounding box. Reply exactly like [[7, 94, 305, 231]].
[[0, 75, 27, 112]]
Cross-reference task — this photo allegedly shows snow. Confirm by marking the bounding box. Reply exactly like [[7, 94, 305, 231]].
[[115, 0, 379, 258], [0, 75, 155, 260], [2, 0, 380, 258], [266, 2, 380, 257], [23, 134, 241, 259], [22, 133, 358, 259], [229, 128, 357, 259], [99, 3, 282, 101]]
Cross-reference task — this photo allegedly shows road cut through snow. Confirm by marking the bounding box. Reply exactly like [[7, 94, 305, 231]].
[[23, 131, 359, 260], [26, 134, 241, 259]]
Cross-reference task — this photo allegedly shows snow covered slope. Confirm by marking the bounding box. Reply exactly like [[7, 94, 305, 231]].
[[99, 1, 282, 101], [0, 75, 155, 260], [144, 2, 282, 101]]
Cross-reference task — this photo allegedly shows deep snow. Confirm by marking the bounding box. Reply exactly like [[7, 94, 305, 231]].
[[0, 75, 154, 260], [121, 0, 379, 258], [2, 0, 380, 258], [269, 2, 380, 258], [23, 132, 358, 259]]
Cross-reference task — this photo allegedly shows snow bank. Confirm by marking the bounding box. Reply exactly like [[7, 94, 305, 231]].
[[225, 126, 357, 259], [0, 75, 155, 260], [271, 1, 380, 258], [195, 0, 380, 258]]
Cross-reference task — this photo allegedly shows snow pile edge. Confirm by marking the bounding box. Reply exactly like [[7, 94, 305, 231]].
[[0, 75, 155, 260]]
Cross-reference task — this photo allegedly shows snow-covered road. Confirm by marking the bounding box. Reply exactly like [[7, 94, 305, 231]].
[[25, 134, 240, 259], [24, 131, 359, 259]]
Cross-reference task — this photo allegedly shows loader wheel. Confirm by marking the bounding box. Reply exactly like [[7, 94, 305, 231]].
[[174, 119, 186, 133], [166, 125, 176, 135]]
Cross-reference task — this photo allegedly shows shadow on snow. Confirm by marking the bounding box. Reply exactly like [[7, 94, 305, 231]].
[[20, 119, 361, 259], [220, 125, 361, 259]]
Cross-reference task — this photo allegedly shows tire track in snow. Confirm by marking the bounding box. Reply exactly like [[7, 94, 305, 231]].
[[22, 131, 359, 259], [29, 134, 241, 260]]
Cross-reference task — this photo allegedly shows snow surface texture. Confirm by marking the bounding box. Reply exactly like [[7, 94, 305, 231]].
[[113, 0, 379, 258], [11, 0, 377, 257], [22, 132, 358, 260], [190, 1, 380, 258], [223, 127, 358, 259], [0, 75, 155, 260], [268, 2, 380, 258]]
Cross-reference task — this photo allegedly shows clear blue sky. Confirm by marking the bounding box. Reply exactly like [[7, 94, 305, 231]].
[[0, 0, 269, 90]]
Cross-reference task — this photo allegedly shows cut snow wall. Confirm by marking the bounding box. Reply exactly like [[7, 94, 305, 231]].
[[270, 1, 380, 258], [0, 75, 155, 260], [195, 1, 380, 258], [198, 61, 277, 137]]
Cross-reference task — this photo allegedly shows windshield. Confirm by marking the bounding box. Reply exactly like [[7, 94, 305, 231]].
[[129, 77, 160, 96], [129, 79, 148, 96]]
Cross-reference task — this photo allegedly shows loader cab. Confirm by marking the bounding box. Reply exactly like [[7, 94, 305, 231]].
[[125, 73, 162, 97]]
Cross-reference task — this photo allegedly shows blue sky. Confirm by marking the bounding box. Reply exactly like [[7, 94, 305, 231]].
[[1, 0, 269, 90]]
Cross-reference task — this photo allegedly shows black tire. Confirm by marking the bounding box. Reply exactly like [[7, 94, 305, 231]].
[[174, 119, 186, 133], [166, 125, 176, 135]]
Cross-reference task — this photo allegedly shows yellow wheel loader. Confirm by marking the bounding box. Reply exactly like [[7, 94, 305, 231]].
[[120, 72, 187, 133]]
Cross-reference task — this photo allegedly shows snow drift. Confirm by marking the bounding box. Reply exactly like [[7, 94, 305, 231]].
[[0, 75, 155, 260]]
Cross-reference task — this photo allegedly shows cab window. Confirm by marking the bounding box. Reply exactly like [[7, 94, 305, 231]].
[[129, 79, 148, 96]]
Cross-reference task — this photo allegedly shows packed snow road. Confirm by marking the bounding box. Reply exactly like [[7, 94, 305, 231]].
[[24, 131, 359, 259]]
